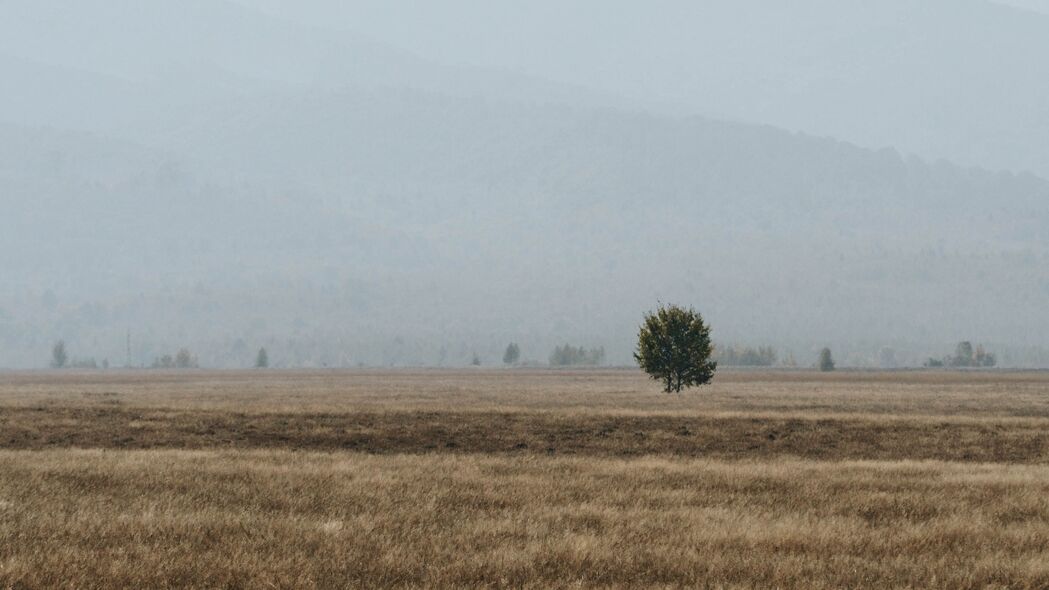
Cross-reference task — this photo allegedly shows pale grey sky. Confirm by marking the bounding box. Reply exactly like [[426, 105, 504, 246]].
[[2, 0, 1048, 368], [995, 0, 1049, 13]]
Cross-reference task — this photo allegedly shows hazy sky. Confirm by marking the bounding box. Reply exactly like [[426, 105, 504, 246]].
[[995, 0, 1049, 12], [2, 0, 1048, 369]]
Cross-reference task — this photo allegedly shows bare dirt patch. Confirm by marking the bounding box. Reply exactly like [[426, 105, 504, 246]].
[[2, 405, 1048, 463]]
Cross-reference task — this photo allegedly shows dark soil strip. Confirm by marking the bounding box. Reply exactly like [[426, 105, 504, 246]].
[[2, 406, 1047, 463]]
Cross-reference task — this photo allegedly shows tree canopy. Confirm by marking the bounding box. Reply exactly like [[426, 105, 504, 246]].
[[635, 304, 717, 393]]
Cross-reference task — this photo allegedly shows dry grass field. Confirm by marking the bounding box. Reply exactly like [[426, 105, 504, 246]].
[[2, 369, 1049, 588]]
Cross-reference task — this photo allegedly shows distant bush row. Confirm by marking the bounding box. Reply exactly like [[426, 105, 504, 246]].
[[47, 340, 270, 370], [715, 345, 778, 367], [151, 349, 199, 369], [495, 343, 608, 367], [43, 339, 998, 370], [549, 345, 606, 367], [925, 342, 997, 368]]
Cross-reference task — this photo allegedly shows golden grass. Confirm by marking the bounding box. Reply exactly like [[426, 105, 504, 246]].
[[2, 369, 1049, 587], [3, 369, 1049, 418], [1, 450, 1048, 589]]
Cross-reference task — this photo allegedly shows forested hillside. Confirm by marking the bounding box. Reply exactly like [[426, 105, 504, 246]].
[[1, 0, 1047, 368]]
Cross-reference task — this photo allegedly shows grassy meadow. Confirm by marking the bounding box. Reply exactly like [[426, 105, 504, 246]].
[[2, 369, 1049, 588]]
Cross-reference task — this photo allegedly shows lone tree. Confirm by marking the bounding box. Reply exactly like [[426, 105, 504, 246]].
[[818, 347, 835, 372], [502, 343, 520, 366], [51, 340, 68, 369], [255, 347, 269, 369], [635, 304, 717, 393]]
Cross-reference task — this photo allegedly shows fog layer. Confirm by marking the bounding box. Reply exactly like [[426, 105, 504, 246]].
[[1, 1, 1047, 368]]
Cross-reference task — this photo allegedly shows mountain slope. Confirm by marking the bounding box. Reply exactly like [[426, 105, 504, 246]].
[[2, 88, 1047, 368], [0, 0, 628, 141], [233, 0, 1049, 178]]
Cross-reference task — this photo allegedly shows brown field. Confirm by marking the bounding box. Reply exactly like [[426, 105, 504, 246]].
[[2, 369, 1049, 588]]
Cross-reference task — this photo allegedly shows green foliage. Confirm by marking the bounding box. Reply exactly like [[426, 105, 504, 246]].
[[818, 348, 835, 372], [50, 340, 68, 369], [255, 347, 269, 369], [503, 343, 521, 366], [634, 304, 716, 393], [716, 345, 777, 367], [549, 345, 605, 367], [946, 341, 996, 368]]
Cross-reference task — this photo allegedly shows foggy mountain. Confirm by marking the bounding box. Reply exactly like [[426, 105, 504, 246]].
[[237, 0, 1049, 178], [0, 0, 627, 139], [2, 1, 1048, 368]]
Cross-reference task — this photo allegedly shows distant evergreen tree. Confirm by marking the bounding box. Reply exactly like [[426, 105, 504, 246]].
[[471, 353, 482, 366], [635, 304, 717, 393], [255, 347, 269, 369], [51, 340, 68, 369], [502, 343, 520, 366], [818, 348, 835, 372]]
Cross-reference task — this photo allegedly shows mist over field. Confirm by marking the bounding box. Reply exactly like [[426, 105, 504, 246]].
[[2, 0, 1049, 368]]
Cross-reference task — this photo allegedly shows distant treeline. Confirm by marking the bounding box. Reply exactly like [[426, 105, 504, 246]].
[[925, 342, 997, 368], [715, 345, 779, 367], [151, 348, 199, 369], [41, 338, 1010, 371], [549, 345, 606, 367]]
